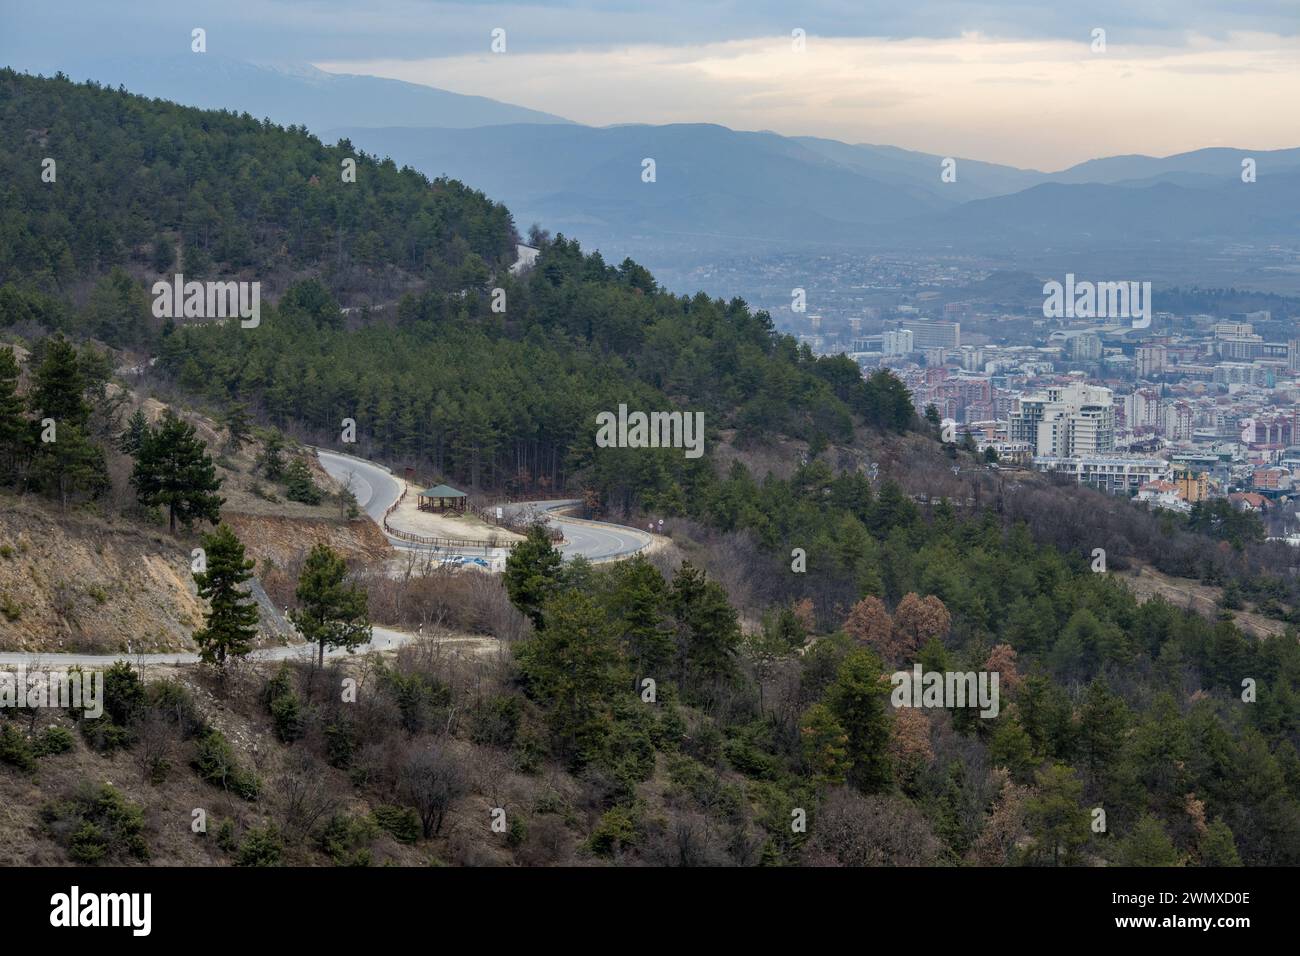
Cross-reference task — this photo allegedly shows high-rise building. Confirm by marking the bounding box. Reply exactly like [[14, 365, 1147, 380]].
[[1068, 333, 1102, 362], [897, 319, 960, 349], [1137, 344, 1168, 378], [1010, 382, 1115, 457], [1215, 322, 1254, 339], [1165, 401, 1194, 441], [883, 329, 914, 356], [1125, 387, 1162, 432]]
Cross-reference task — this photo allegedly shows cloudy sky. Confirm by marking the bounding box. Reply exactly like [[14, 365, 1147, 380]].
[[2, 0, 1297, 168]]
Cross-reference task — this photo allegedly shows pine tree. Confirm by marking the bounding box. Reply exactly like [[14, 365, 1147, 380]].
[[290, 542, 371, 666], [988, 712, 1036, 783], [152, 234, 176, 273], [800, 702, 851, 785], [192, 524, 259, 666], [827, 647, 894, 793], [118, 408, 151, 456], [504, 522, 564, 630], [256, 432, 286, 481], [0, 346, 29, 484], [1199, 818, 1242, 867], [26, 338, 108, 505], [515, 589, 626, 767], [1077, 678, 1130, 783], [603, 554, 671, 677], [26, 420, 109, 507], [1024, 763, 1091, 866], [1116, 813, 1181, 867], [131, 410, 225, 532], [668, 561, 741, 695], [222, 402, 253, 453], [29, 335, 89, 429], [283, 457, 323, 504]]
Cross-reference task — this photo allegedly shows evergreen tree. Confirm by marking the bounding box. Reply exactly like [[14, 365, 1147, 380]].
[[988, 712, 1036, 784], [827, 646, 894, 793], [504, 522, 564, 630], [151, 234, 176, 273], [603, 555, 672, 677], [130, 410, 225, 532], [668, 561, 741, 695], [25, 337, 108, 504], [0, 346, 28, 483], [1199, 818, 1242, 867], [800, 702, 851, 785], [26, 419, 109, 507], [516, 590, 626, 767], [1024, 763, 1091, 866], [291, 542, 371, 666], [222, 402, 253, 453], [256, 432, 286, 481], [192, 524, 259, 666], [1116, 814, 1181, 867], [1077, 678, 1130, 784], [29, 335, 89, 429], [118, 408, 151, 456], [84, 267, 149, 347], [283, 457, 323, 504]]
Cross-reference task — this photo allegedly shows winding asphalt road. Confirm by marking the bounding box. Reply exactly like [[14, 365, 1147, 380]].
[[0, 452, 650, 667], [316, 449, 651, 563]]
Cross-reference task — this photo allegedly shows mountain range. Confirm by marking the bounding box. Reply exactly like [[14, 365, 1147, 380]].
[[18, 55, 1300, 265]]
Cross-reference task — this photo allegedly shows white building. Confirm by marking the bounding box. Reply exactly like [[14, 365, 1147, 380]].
[[883, 328, 914, 357], [1010, 382, 1115, 457], [1033, 455, 1172, 494]]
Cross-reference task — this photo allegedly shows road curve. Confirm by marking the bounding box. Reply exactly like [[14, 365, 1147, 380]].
[[316, 448, 402, 522], [315, 449, 651, 563], [0, 454, 651, 666], [501, 500, 652, 562]]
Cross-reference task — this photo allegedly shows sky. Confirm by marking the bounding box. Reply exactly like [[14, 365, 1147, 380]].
[[2, 0, 1297, 169]]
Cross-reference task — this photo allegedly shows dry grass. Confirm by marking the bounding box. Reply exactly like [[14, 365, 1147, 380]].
[[1122, 562, 1291, 639]]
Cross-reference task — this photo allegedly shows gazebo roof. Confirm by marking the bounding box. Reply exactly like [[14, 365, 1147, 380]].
[[418, 484, 467, 498]]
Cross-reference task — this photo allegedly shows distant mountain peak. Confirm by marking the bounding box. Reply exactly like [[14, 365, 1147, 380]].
[[34, 54, 574, 132]]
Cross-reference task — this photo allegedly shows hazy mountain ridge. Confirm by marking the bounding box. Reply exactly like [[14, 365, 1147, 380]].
[[12, 55, 1299, 267], [27, 55, 573, 130], [330, 122, 1300, 255]]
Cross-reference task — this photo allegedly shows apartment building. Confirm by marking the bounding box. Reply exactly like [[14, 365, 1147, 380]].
[[1033, 455, 1172, 494], [897, 319, 961, 350], [1010, 382, 1115, 457]]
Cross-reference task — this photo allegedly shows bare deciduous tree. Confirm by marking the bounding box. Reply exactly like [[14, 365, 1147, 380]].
[[398, 740, 467, 838]]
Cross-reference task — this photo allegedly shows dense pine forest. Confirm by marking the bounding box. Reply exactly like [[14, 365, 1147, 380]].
[[0, 68, 515, 311], [1, 70, 1299, 868]]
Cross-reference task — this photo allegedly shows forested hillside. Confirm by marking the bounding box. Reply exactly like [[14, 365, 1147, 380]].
[[1, 70, 1299, 869], [0, 68, 515, 317]]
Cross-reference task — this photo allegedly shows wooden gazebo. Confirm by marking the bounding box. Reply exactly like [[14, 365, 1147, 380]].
[[417, 483, 468, 512]]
